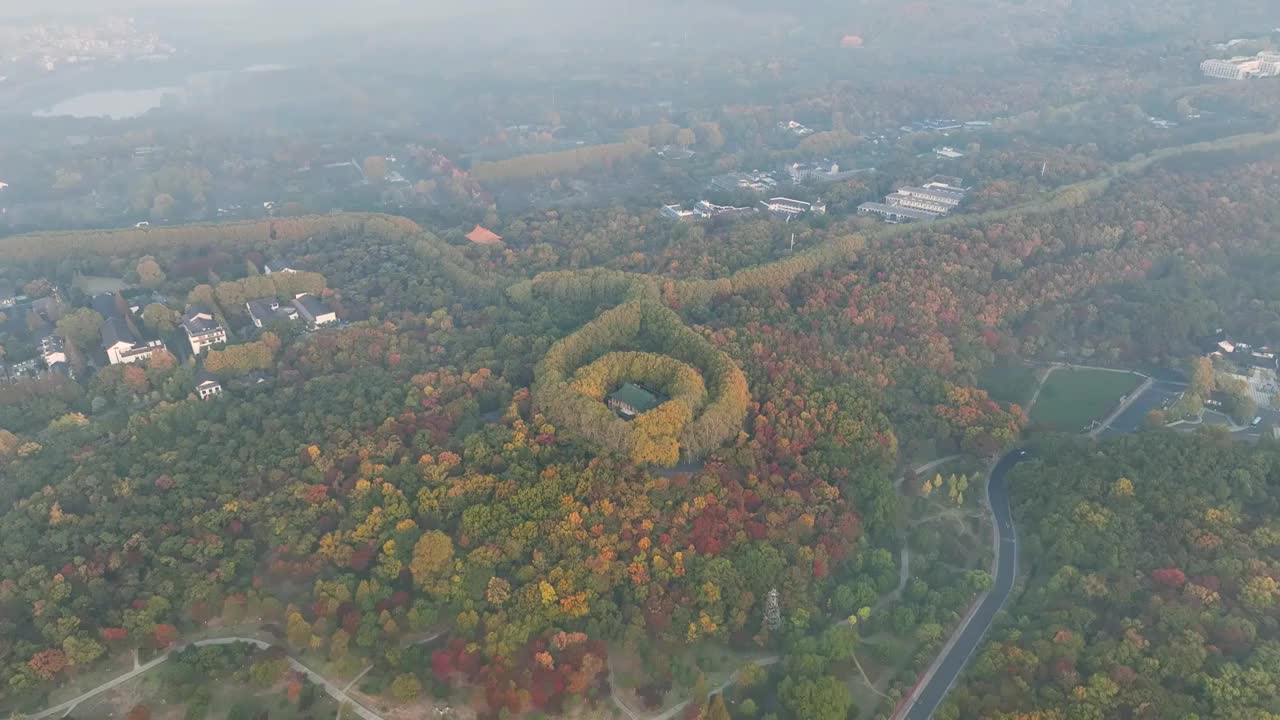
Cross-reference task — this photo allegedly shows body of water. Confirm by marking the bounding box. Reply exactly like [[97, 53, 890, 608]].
[[33, 86, 182, 120], [29, 63, 290, 120]]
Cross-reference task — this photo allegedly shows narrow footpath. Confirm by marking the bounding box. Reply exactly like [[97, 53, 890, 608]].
[[25, 637, 386, 720]]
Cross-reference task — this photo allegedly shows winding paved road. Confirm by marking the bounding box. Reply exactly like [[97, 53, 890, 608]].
[[895, 449, 1026, 720]]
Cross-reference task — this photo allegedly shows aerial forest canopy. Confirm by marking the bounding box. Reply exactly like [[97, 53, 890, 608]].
[[944, 432, 1280, 720], [4, 115, 1280, 720]]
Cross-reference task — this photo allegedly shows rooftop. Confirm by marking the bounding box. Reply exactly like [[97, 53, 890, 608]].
[[858, 202, 941, 221], [900, 185, 966, 202], [294, 293, 332, 317], [195, 369, 221, 387], [609, 383, 662, 415], [181, 306, 221, 335], [465, 225, 504, 245], [246, 297, 280, 319], [91, 293, 122, 320], [101, 316, 137, 348]]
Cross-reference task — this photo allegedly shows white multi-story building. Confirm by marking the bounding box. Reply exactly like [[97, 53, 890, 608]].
[[1202, 59, 1247, 80], [861, 177, 969, 224], [180, 306, 227, 356], [886, 192, 956, 215], [894, 184, 966, 208], [857, 202, 940, 223], [1202, 53, 1280, 80], [759, 197, 827, 219]]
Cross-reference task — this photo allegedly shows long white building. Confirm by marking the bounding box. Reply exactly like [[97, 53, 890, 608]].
[[1201, 52, 1280, 80]]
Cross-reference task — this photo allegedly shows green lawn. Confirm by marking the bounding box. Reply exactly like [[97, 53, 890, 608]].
[[978, 361, 1039, 406], [1030, 369, 1144, 431]]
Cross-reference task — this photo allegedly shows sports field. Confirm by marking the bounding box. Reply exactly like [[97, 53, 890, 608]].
[[1030, 368, 1144, 431]]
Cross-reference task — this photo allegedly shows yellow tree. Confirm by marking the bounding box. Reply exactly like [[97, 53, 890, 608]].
[[136, 256, 166, 287], [410, 531, 454, 597], [1190, 357, 1215, 397]]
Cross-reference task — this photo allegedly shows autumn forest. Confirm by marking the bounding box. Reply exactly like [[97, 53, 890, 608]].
[[5, 67, 1280, 720]]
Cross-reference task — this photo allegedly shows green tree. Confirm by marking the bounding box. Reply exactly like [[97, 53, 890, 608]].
[[56, 309, 105, 348], [389, 674, 422, 702], [777, 674, 852, 720]]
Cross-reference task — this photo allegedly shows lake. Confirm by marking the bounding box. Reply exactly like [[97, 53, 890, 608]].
[[33, 86, 182, 120]]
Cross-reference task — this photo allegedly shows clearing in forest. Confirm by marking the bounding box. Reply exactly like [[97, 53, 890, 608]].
[[978, 360, 1039, 407], [1029, 368, 1143, 431]]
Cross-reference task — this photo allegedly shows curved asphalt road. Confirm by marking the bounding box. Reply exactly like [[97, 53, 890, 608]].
[[898, 449, 1025, 720]]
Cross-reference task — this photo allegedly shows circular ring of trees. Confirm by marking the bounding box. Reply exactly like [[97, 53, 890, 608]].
[[534, 301, 750, 466]]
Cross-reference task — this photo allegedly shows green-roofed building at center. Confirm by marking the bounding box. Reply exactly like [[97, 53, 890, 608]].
[[607, 383, 662, 419]]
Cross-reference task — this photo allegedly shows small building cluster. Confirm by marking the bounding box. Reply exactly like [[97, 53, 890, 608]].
[[858, 176, 969, 224], [784, 161, 867, 184], [245, 293, 334, 329], [1201, 52, 1280, 80], [1, 250, 345, 404], [661, 201, 755, 222], [778, 120, 815, 137], [0, 288, 73, 382], [1205, 330, 1279, 415], [1208, 335, 1279, 371], [900, 118, 967, 133], [0, 281, 22, 309], [710, 170, 780, 194]]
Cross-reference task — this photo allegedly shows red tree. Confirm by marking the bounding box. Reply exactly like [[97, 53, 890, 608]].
[[28, 649, 68, 679], [1152, 568, 1187, 589], [153, 623, 179, 649]]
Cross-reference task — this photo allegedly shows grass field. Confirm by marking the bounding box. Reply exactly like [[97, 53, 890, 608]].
[[978, 361, 1039, 406], [1030, 368, 1144, 431]]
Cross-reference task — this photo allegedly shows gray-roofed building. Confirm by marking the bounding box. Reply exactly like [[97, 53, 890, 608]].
[[884, 191, 957, 215], [245, 298, 299, 328], [91, 293, 122, 320], [607, 383, 662, 418], [861, 177, 969, 224], [895, 185, 966, 206], [180, 306, 227, 355], [291, 293, 336, 327], [102, 317, 165, 365], [263, 258, 298, 275], [195, 370, 223, 400]]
